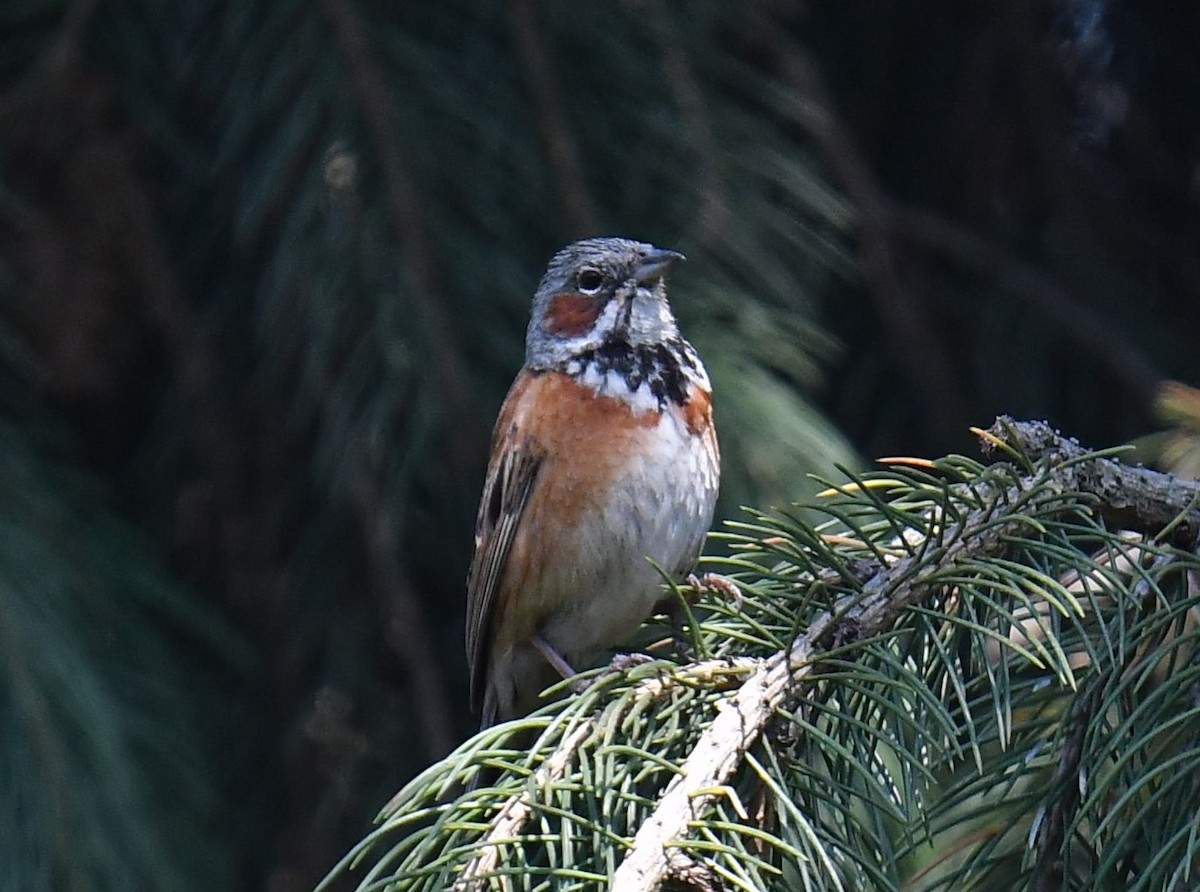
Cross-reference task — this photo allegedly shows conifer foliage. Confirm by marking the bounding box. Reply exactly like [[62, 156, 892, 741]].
[[2, 0, 1198, 889], [325, 421, 1200, 891]]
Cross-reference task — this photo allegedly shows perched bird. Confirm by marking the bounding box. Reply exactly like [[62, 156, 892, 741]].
[[465, 237, 720, 728]]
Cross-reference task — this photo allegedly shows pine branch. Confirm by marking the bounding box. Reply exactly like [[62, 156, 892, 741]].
[[454, 658, 759, 891], [982, 417, 1200, 538], [456, 721, 601, 889], [325, 419, 1200, 891], [612, 447, 1070, 888]]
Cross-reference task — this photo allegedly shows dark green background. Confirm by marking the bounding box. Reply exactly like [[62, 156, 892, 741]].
[[0, 1, 1195, 888]]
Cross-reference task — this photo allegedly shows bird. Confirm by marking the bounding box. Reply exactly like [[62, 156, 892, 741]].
[[465, 237, 720, 729]]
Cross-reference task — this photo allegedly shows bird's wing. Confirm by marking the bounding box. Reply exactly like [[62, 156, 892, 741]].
[[465, 395, 543, 715]]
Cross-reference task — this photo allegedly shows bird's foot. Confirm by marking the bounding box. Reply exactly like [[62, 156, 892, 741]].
[[686, 572, 744, 608], [609, 651, 654, 672], [532, 633, 579, 681]]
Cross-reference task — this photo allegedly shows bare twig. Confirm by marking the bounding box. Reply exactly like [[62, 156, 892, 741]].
[[1029, 680, 1097, 892], [507, 0, 599, 236]]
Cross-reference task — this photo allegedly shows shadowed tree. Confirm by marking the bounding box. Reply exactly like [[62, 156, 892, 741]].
[[0, 0, 1197, 889]]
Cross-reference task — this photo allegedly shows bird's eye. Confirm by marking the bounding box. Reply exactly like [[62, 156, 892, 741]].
[[577, 269, 604, 294]]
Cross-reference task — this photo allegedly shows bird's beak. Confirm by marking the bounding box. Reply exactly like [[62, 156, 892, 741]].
[[633, 248, 685, 285]]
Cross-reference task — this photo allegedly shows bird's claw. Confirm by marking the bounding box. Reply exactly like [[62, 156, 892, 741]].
[[686, 572, 744, 608], [609, 652, 653, 672]]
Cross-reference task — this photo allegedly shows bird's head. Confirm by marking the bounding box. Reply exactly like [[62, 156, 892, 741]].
[[525, 237, 685, 368]]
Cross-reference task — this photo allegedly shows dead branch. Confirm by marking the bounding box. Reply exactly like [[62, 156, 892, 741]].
[[982, 417, 1200, 540]]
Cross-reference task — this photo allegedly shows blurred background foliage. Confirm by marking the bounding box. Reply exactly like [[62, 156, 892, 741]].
[[0, 0, 1197, 888]]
